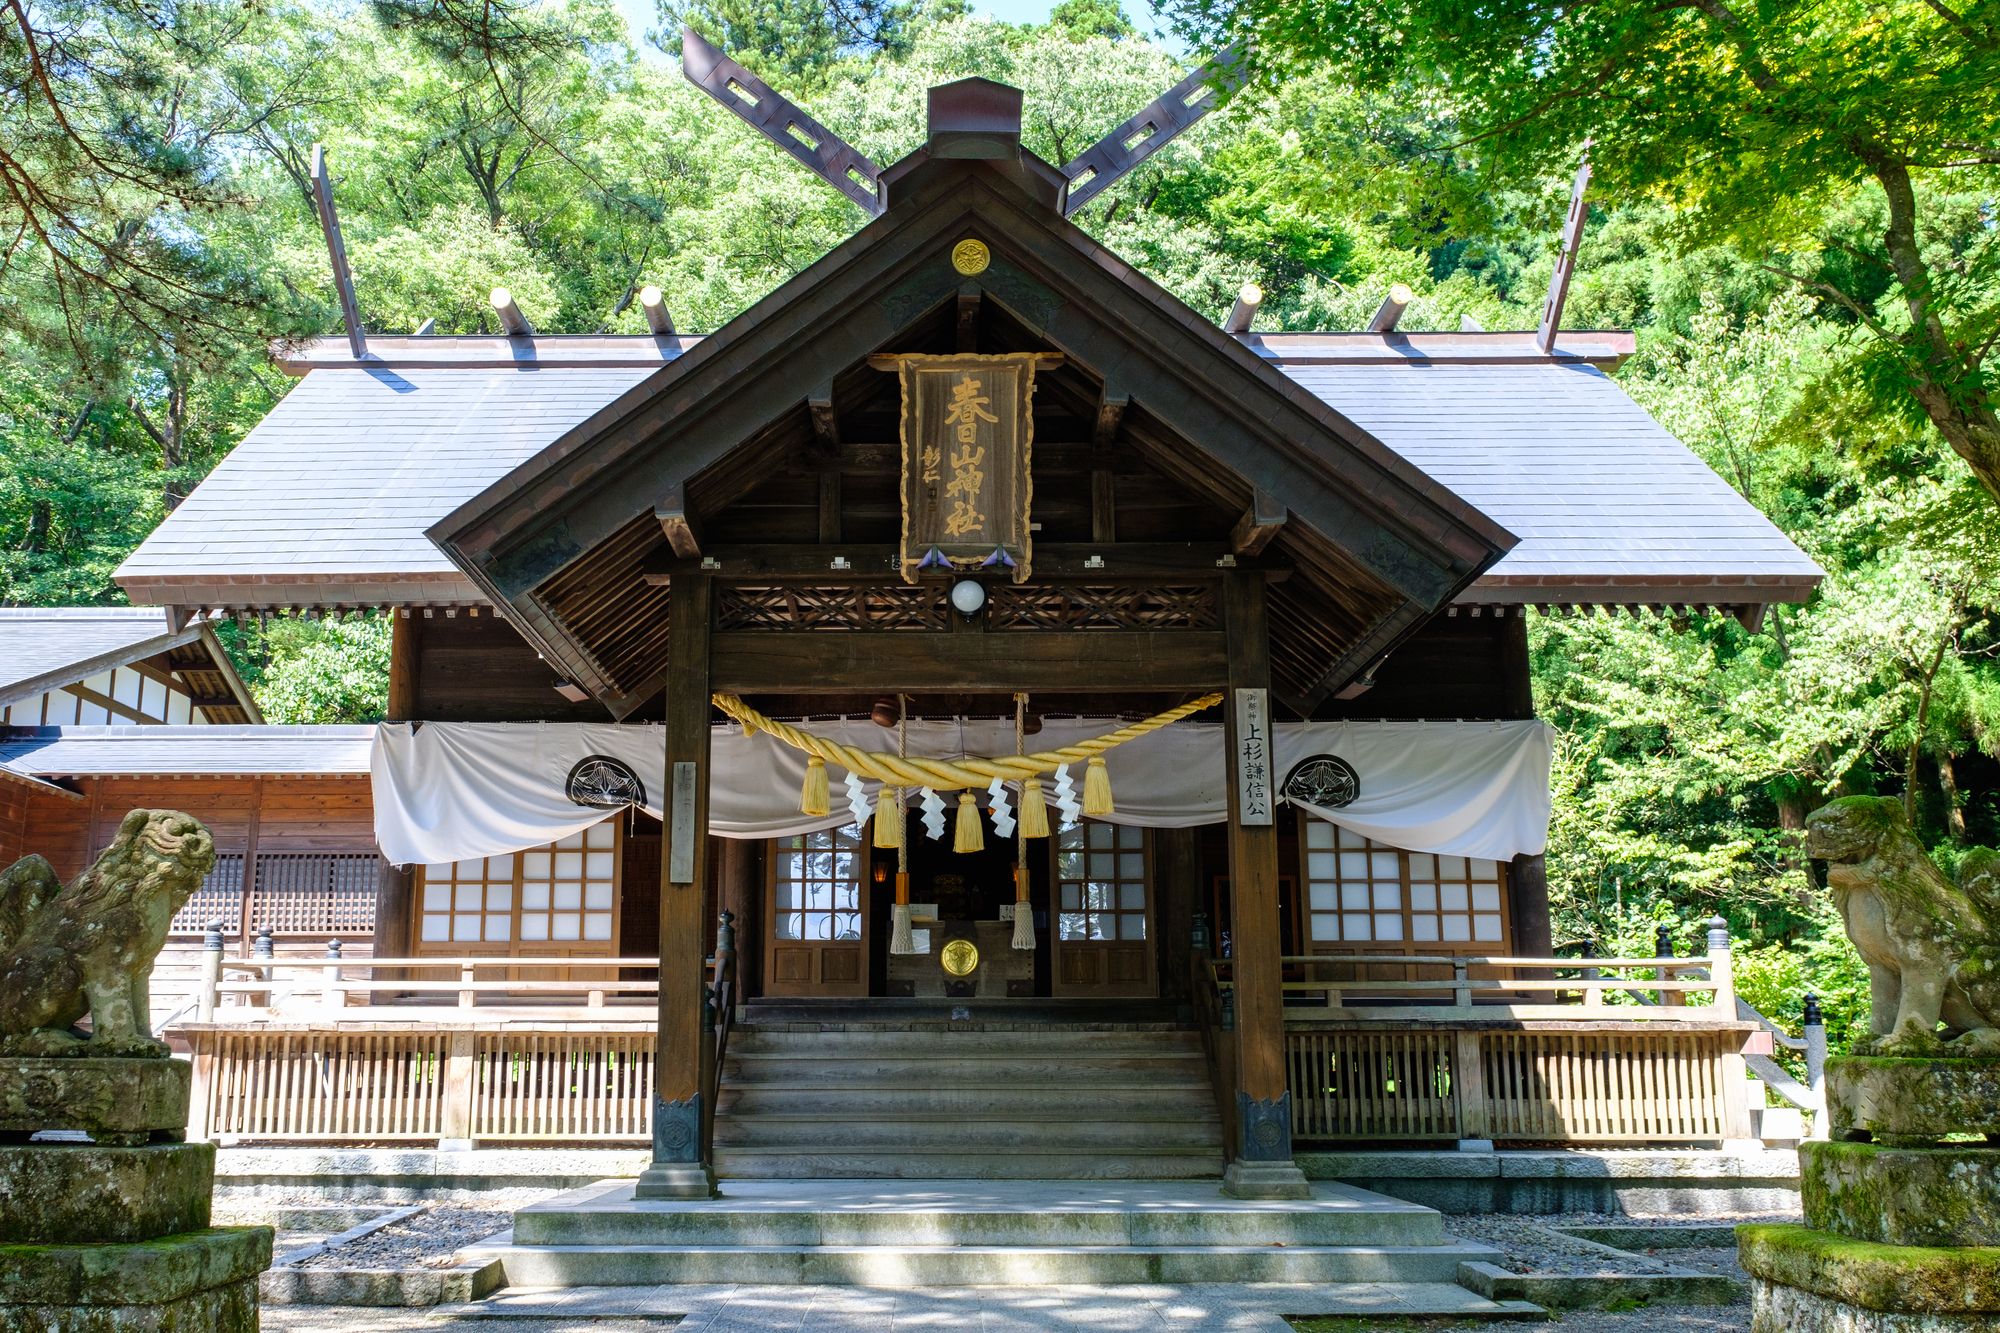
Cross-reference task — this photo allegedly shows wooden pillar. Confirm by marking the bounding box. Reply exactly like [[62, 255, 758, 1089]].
[[1154, 826, 1198, 1006], [374, 616, 421, 975], [636, 573, 718, 1199], [1220, 571, 1309, 1198], [1508, 853, 1553, 957]]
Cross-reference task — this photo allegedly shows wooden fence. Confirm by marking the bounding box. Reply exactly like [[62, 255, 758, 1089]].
[[1283, 1022, 1747, 1145]]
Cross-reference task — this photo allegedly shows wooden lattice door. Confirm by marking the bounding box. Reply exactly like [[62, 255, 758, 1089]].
[[764, 825, 869, 997], [1051, 821, 1157, 998]]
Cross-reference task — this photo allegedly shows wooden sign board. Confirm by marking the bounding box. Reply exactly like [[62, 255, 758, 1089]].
[[668, 760, 698, 884], [1233, 687, 1274, 827], [872, 352, 1054, 583]]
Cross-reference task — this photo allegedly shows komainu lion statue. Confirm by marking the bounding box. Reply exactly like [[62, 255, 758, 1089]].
[[1807, 796, 2000, 1055], [0, 809, 215, 1058]]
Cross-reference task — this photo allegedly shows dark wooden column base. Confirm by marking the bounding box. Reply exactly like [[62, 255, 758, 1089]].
[[635, 1091, 717, 1198]]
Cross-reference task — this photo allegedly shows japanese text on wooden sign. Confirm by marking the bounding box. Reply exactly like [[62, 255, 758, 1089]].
[[1233, 687, 1274, 826], [877, 352, 1050, 584]]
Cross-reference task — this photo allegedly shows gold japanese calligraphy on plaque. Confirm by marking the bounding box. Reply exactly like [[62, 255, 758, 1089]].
[[870, 351, 1059, 584]]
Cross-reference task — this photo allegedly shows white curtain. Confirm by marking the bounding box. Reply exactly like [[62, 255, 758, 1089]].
[[371, 717, 1551, 867]]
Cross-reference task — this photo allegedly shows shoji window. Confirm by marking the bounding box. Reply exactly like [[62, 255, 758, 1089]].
[[1300, 817, 1508, 952], [771, 824, 864, 942], [417, 820, 621, 952], [1055, 821, 1148, 942]]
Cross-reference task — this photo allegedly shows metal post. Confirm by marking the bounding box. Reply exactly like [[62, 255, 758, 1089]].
[[1659, 919, 1684, 1007], [324, 938, 345, 1010], [253, 928, 274, 1010], [1803, 992, 1829, 1141], [198, 921, 224, 1022], [1709, 915, 1753, 1145]]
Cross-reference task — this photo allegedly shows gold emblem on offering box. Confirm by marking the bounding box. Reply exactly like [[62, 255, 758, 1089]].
[[940, 938, 980, 977], [951, 238, 990, 275]]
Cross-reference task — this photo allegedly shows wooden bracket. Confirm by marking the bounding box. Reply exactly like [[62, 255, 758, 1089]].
[[1092, 386, 1129, 447], [1060, 46, 1247, 214], [1230, 488, 1287, 556], [807, 385, 840, 456], [681, 26, 884, 217], [655, 481, 702, 560]]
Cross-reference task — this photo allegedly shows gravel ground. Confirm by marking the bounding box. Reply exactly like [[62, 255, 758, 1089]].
[[215, 1188, 554, 1269]]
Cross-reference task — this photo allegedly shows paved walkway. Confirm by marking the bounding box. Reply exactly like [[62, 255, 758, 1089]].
[[265, 1282, 1541, 1330]]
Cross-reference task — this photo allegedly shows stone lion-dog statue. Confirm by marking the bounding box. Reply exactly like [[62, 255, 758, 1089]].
[[1806, 796, 2000, 1055], [0, 809, 215, 1058]]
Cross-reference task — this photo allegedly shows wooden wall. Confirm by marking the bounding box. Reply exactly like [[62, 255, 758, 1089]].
[[0, 777, 35, 868], [1316, 611, 1532, 721], [411, 614, 615, 723]]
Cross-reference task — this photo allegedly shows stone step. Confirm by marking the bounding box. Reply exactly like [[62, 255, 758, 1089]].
[[715, 1085, 1218, 1118], [721, 1055, 1211, 1085], [468, 1238, 1503, 1287], [714, 1117, 1222, 1151], [728, 1028, 1200, 1056], [714, 1149, 1224, 1179], [511, 1184, 1447, 1249]]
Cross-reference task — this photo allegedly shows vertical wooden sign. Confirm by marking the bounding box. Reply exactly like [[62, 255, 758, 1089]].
[[668, 760, 698, 884], [871, 351, 1056, 583], [1233, 687, 1274, 826]]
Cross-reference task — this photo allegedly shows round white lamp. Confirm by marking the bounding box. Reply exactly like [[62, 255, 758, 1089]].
[[950, 578, 987, 617]]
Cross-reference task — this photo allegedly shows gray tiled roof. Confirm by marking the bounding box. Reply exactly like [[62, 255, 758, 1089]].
[[0, 725, 375, 778], [0, 608, 193, 705], [1276, 361, 1824, 599], [114, 350, 1820, 608], [114, 367, 657, 606]]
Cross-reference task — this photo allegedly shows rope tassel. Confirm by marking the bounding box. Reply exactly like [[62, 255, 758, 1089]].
[[801, 755, 830, 817], [873, 786, 903, 849], [1083, 756, 1114, 817], [954, 791, 984, 853], [1019, 778, 1049, 839], [1011, 866, 1034, 950], [889, 871, 915, 955]]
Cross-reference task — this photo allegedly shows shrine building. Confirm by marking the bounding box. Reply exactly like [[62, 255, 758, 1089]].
[[0, 65, 1821, 1203]]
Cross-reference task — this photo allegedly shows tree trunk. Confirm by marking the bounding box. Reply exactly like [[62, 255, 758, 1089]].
[[1868, 155, 2000, 504], [1937, 753, 1967, 840]]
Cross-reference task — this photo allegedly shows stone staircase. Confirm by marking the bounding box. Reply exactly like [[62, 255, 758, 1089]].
[[468, 1178, 1514, 1289], [712, 1021, 1224, 1180]]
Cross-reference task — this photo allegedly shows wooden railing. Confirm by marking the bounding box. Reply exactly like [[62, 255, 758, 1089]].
[[1190, 917, 1762, 1148], [175, 916, 738, 1149]]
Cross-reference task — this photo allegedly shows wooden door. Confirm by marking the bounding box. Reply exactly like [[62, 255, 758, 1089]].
[[764, 825, 869, 997], [1052, 821, 1157, 998]]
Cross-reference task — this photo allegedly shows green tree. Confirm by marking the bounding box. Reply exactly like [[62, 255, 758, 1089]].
[[1161, 0, 2000, 504]]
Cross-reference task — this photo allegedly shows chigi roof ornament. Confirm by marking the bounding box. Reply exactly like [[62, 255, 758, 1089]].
[[678, 24, 1245, 218]]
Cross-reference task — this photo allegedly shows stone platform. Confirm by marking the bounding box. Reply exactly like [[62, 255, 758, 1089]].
[[0, 1142, 217, 1244], [464, 1178, 1504, 1288], [0, 1056, 189, 1145], [0, 1225, 272, 1330]]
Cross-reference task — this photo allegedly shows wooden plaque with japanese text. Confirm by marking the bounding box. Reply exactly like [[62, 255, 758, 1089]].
[[886, 353, 1043, 583]]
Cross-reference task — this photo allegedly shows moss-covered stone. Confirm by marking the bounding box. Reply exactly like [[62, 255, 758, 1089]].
[[0, 1144, 213, 1245], [0, 1057, 189, 1144], [1739, 1223, 2000, 1313], [1828, 1056, 2000, 1143], [0, 1274, 261, 1332], [0, 1228, 271, 1308], [1751, 1277, 2000, 1332], [1803, 1141, 2000, 1247]]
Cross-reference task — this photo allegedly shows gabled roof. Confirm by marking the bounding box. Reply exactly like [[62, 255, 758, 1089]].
[[113, 336, 1819, 618], [424, 128, 1526, 713], [0, 725, 372, 780], [0, 608, 261, 723]]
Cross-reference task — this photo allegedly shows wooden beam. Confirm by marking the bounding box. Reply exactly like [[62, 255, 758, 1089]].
[[1230, 488, 1287, 556], [807, 387, 840, 455], [386, 614, 421, 721], [957, 285, 981, 352], [636, 571, 716, 1199], [654, 482, 702, 560], [1367, 283, 1413, 334], [639, 285, 675, 337], [1061, 45, 1249, 214], [646, 543, 1260, 584], [818, 472, 843, 543], [1092, 388, 1129, 448], [712, 629, 1227, 693], [1224, 282, 1261, 335], [309, 145, 365, 359], [490, 287, 534, 338]]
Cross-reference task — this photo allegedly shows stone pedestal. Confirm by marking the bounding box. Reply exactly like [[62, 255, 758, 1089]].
[[0, 1059, 271, 1331], [1741, 1056, 2000, 1331]]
